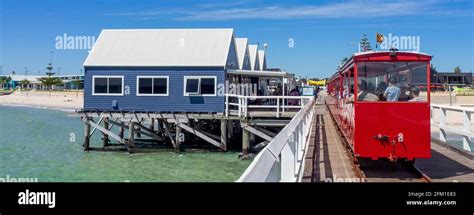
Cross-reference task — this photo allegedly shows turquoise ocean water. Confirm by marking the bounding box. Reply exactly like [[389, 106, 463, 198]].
[[0, 105, 250, 182]]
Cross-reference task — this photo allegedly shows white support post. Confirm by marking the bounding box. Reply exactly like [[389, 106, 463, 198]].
[[430, 105, 434, 124], [276, 97, 280, 118], [294, 124, 300, 174], [462, 110, 472, 151], [238, 97, 242, 117], [439, 107, 447, 142], [282, 97, 285, 113], [225, 94, 229, 117], [280, 132, 296, 182], [244, 97, 248, 117]]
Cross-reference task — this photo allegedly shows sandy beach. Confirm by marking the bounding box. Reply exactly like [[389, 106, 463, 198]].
[[0, 90, 83, 111]]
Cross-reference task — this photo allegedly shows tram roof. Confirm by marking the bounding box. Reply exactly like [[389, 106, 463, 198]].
[[342, 51, 430, 72], [328, 51, 432, 82]]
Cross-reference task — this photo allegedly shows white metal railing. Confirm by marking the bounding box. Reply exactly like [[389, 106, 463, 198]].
[[225, 94, 314, 118], [431, 104, 473, 152], [237, 99, 316, 182]]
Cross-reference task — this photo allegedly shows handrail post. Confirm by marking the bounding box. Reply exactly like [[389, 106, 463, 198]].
[[282, 97, 285, 113], [462, 110, 472, 151], [280, 131, 296, 182], [238, 97, 242, 117], [225, 94, 229, 117], [245, 96, 248, 117], [439, 107, 447, 142], [276, 97, 280, 118]]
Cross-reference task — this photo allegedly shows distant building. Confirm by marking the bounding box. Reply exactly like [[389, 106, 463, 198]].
[[57, 75, 85, 90], [0, 74, 84, 90], [435, 72, 472, 87]]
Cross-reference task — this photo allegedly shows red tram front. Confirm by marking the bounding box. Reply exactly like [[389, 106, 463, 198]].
[[326, 51, 432, 161]]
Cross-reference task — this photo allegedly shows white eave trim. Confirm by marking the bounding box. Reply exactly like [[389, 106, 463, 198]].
[[226, 69, 288, 77]]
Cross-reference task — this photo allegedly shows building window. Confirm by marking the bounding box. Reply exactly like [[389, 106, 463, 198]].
[[136, 76, 169, 96], [183, 76, 217, 96], [92, 76, 124, 96], [185, 78, 200, 94]]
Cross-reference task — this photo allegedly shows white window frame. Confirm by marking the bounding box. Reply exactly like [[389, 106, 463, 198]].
[[92, 75, 124, 96], [183, 76, 217, 96], [136, 76, 169, 96]]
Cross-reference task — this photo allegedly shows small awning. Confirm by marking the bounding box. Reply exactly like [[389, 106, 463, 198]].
[[226, 69, 288, 77]]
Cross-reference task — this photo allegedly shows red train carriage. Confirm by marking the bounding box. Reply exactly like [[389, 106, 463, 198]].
[[326, 51, 432, 161]]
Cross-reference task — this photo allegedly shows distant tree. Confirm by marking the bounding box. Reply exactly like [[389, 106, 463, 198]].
[[38, 63, 62, 97], [20, 79, 31, 96], [360, 34, 372, 52], [430, 64, 438, 83], [454, 66, 461, 73], [341, 57, 349, 65], [20, 79, 30, 89], [1, 76, 12, 90], [0, 76, 6, 90]]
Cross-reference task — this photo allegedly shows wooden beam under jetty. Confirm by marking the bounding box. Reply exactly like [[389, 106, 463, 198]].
[[177, 123, 225, 150], [241, 124, 274, 142], [135, 123, 164, 142], [162, 121, 178, 149], [86, 119, 127, 145]]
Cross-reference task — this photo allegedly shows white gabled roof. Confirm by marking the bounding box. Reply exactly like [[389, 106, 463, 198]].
[[8, 75, 43, 83], [248, 45, 259, 71], [84, 29, 234, 67], [258, 50, 266, 71], [235, 38, 248, 70]]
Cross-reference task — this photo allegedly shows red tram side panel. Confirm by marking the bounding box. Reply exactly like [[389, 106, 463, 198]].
[[326, 51, 432, 161], [354, 103, 431, 160]]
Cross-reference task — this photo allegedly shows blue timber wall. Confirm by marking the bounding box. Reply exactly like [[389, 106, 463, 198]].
[[84, 67, 225, 113]]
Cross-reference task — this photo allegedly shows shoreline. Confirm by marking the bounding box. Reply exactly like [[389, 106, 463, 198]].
[[0, 103, 78, 113], [0, 90, 83, 113]]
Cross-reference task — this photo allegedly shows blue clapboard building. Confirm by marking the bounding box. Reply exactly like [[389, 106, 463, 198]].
[[83, 29, 240, 113], [79, 28, 295, 154]]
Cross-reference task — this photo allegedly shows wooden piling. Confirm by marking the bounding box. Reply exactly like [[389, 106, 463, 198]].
[[175, 123, 182, 150], [250, 133, 256, 145], [220, 119, 227, 151], [242, 126, 250, 155], [136, 126, 141, 138], [150, 118, 155, 132], [119, 122, 125, 139], [84, 118, 91, 151], [102, 117, 109, 147], [128, 122, 135, 152], [227, 120, 234, 139]]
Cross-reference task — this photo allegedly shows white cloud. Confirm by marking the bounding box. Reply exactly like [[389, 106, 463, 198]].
[[109, 0, 472, 21]]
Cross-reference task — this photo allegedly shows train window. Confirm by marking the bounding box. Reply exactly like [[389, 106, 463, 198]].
[[356, 62, 428, 102]]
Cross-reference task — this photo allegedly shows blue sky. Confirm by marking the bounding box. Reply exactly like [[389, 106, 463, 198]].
[[0, 0, 473, 79]]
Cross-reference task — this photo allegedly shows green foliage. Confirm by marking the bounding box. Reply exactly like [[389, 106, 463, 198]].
[[20, 79, 30, 88], [341, 57, 349, 65], [360, 34, 372, 51], [454, 66, 461, 73], [39, 62, 62, 90]]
